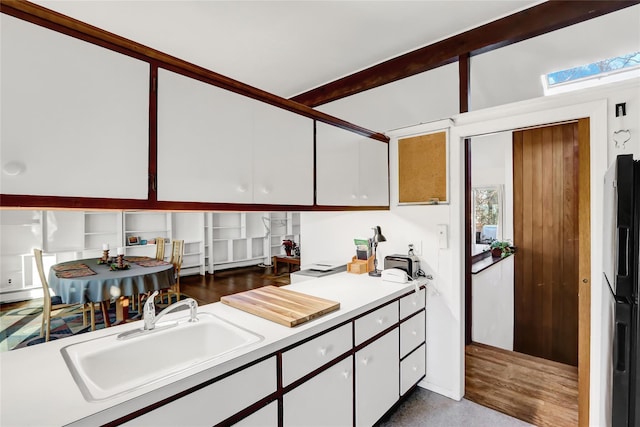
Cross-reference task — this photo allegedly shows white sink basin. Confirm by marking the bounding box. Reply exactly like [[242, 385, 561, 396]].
[[61, 313, 263, 401]]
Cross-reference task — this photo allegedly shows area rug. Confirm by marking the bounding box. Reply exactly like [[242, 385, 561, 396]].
[[0, 295, 188, 352]]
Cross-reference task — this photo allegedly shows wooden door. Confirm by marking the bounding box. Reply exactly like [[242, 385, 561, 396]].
[[513, 122, 579, 366]]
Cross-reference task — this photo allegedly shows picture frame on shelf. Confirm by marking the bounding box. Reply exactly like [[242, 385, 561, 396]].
[[127, 235, 140, 246]]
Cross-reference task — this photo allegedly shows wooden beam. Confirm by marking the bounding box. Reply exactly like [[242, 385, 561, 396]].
[[459, 53, 470, 114], [291, 0, 640, 107], [0, 0, 388, 142]]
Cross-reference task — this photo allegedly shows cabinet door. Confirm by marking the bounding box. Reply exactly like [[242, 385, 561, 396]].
[[253, 102, 313, 205], [355, 329, 399, 427], [358, 139, 389, 206], [315, 122, 360, 206], [233, 401, 278, 427], [157, 68, 254, 203], [283, 357, 353, 427], [123, 356, 276, 426], [1, 15, 149, 199]]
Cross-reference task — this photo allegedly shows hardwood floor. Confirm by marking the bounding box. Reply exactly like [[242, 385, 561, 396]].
[[465, 342, 578, 427], [179, 265, 291, 304]]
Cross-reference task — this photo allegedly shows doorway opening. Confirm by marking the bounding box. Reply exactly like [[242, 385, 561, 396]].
[[464, 119, 591, 426]]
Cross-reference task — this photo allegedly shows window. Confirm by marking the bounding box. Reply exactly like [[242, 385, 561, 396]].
[[472, 186, 503, 244], [542, 51, 640, 95]]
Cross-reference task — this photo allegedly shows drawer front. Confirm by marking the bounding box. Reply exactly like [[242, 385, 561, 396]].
[[400, 343, 426, 396], [123, 356, 277, 426], [400, 310, 426, 358], [400, 288, 425, 320], [282, 323, 352, 387], [355, 302, 399, 346]]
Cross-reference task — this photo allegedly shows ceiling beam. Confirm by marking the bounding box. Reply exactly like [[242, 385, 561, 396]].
[[291, 0, 640, 107]]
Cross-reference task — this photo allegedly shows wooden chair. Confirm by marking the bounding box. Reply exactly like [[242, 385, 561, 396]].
[[165, 240, 184, 304], [155, 237, 165, 260], [33, 249, 96, 342], [134, 237, 166, 310]]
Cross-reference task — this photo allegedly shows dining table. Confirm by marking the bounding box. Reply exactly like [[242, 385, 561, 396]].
[[48, 256, 175, 326]]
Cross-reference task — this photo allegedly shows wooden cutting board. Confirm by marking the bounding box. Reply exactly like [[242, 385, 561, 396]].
[[220, 285, 340, 327]]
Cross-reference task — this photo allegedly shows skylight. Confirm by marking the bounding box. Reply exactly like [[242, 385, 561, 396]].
[[542, 51, 640, 95]]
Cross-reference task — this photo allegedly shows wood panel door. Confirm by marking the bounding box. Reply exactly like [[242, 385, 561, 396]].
[[513, 122, 579, 366]]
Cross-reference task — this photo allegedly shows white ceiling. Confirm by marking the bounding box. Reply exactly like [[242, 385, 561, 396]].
[[33, 0, 542, 99]]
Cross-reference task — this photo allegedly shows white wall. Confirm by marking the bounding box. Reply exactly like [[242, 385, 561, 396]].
[[470, 5, 640, 111], [471, 256, 514, 351], [317, 62, 459, 132]]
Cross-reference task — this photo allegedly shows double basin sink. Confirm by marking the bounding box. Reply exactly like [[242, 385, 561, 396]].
[[61, 312, 263, 401]]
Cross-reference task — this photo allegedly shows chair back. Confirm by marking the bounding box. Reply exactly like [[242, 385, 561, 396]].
[[170, 240, 184, 270], [155, 237, 165, 260], [33, 248, 52, 308]]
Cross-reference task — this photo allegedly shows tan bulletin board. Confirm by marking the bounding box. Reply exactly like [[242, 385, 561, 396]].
[[398, 131, 448, 204]]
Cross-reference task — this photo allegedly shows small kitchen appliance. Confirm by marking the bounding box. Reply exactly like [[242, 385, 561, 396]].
[[384, 254, 420, 279]]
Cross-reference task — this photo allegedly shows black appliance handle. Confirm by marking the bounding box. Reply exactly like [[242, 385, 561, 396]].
[[617, 227, 630, 278], [613, 319, 630, 373]]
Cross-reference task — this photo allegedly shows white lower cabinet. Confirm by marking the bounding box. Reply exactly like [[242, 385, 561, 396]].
[[283, 357, 353, 427], [401, 343, 426, 396], [116, 290, 426, 427], [234, 401, 278, 427], [355, 328, 399, 427], [123, 357, 276, 426]]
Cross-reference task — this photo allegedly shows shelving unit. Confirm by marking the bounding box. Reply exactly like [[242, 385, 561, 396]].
[[0, 208, 302, 301], [123, 211, 172, 258], [0, 210, 43, 295], [172, 212, 205, 276], [208, 212, 269, 272], [270, 212, 300, 257], [83, 211, 123, 258]]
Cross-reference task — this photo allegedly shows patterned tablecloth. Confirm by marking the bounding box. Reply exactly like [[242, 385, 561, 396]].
[[48, 258, 175, 304]]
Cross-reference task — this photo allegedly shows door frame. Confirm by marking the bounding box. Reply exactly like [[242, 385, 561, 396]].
[[450, 97, 608, 425]]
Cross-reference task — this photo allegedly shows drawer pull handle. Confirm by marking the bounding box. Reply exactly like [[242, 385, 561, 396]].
[[376, 317, 385, 325], [411, 330, 418, 336], [318, 347, 328, 357], [342, 370, 350, 379], [361, 357, 371, 366], [412, 300, 417, 306], [412, 365, 418, 372]]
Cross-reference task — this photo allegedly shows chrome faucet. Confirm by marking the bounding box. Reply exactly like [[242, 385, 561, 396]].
[[118, 291, 198, 340], [143, 290, 199, 331]]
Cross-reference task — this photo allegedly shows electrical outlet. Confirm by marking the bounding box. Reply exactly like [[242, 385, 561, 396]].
[[408, 241, 422, 256], [8, 278, 11, 284]]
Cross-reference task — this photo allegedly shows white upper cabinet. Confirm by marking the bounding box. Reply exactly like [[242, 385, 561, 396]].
[[316, 122, 389, 206], [157, 68, 254, 204], [0, 15, 149, 199], [252, 102, 313, 205], [358, 138, 390, 206], [157, 68, 313, 205]]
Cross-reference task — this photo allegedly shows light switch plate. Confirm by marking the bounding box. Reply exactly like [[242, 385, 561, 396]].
[[437, 224, 448, 249]]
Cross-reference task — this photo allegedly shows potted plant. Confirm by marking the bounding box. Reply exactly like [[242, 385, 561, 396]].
[[489, 239, 514, 258], [282, 239, 297, 257]]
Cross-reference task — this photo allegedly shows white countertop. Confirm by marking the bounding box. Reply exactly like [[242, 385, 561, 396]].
[[0, 272, 424, 427]]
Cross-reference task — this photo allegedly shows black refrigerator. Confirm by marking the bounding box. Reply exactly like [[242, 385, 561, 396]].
[[604, 154, 640, 427]]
